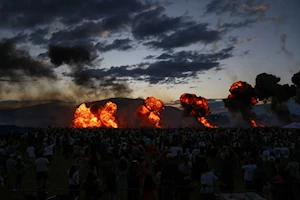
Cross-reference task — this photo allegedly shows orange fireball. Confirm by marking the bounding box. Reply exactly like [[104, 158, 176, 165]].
[[180, 93, 217, 128], [73, 101, 118, 128], [250, 119, 258, 127], [136, 96, 164, 128]]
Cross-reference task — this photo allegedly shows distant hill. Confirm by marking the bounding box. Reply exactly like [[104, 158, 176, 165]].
[[0, 98, 299, 127], [0, 98, 187, 128]]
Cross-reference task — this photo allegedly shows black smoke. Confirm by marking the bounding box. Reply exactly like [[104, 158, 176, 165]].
[[48, 45, 96, 86], [0, 39, 56, 81], [223, 81, 258, 126], [292, 71, 300, 104], [255, 73, 297, 122], [292, 71, 300, 86], [48, 44, 132, 97]]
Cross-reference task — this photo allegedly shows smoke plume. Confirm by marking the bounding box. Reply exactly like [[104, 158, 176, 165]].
[[280, 34, 294, 59], [180, 93, 217, 128], [255, 73, 296, 122], [135, 97, 164, 128], [0, 39, 56, 81], [223, 81, 258, 127], [48, 44, 132, 98], [292, 71, 300, 104]]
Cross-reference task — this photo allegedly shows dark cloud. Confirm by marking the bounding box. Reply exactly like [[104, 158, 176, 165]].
[[156, 47, 234, 62], [86, 47, 234, 84], [143, 55, 156, 60], [48, 45, 97, 86], [96, 38, 132, 52], [132, 6, 194, 39], [29, 28, 49, 45], [0, 39, 56, 81], [50, 14, 131, 44], [10, 33, 29, 43], [0, 0, 146, 28], [205, 0, 267, 17], [145, 24, 219, 49], [48, 45, 95, 66], [221, 19, 257, 29], [156, 53, 173, 60], [205, 0, 269, 32]]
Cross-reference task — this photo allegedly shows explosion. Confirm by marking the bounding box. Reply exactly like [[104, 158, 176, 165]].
[[136, 97, 164, 128], [180, 93, 217, 128], [73, 101, 118, 128], [223, 81, 259, 127], [255, 73, 296, 122], [292, 71, 300, 104]]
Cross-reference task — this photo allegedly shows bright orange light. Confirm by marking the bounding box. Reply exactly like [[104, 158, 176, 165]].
[[73, 102, 118, 128]]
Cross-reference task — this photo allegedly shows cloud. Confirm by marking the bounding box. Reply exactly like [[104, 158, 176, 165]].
[[50, 14, 131, 44], [143, 55, 156, 60], [145, 24, 219, 49], [86, 47, 234, 84], [48, 45, 95, 66], [96, 38, 132, 52], [280, 34, 294, 59], [247, 36, 259, 42], [228, 36, 259, 46], [205, 0, 270, 32], [205, 0, 268, 18], [0, 0, 146, 29], [132, 6, 194, 39], [29, 28, 49, 45], [48, 45, 97, 86], [0, 39, 56, 81], [221, 18, 258, 30]]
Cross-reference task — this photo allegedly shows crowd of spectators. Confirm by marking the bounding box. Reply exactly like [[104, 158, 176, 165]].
[[0, 127, 299, 200]]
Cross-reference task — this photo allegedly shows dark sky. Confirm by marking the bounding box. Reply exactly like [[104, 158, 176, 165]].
[[0, 0, 299, 102]]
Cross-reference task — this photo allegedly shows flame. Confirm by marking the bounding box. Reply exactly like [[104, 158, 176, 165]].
[[180, 93, 217, 128], [250, 119, 258, 127], [228, 81, 258, 106], [225, 81, 262, 127], [136, 96, 164, 128], [198, 117, 218, 128], [73, 101, 118, 128]]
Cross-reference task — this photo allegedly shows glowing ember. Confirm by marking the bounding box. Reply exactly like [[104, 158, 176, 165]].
[[180, 93, 217, 128], [250, 119, 257, 127], [136, 96, 164, 128], [73, 101, 118, 128]]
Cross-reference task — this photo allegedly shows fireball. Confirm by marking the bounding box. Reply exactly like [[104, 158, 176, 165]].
[[136, 96, 164, 128], [180, 93, 217, 128], [73, 101, 118, 128]]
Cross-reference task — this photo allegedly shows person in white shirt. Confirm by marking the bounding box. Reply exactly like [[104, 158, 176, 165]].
[[242, 159, 257, 190], [281, 147, 289, 159], [34, 154, 49, 189], [170, 145, 180, 158], [26, 145, 35, 162], [43, 141, 55, 163], [262, 148, 270, 162], [201, 165, 223, 200]]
